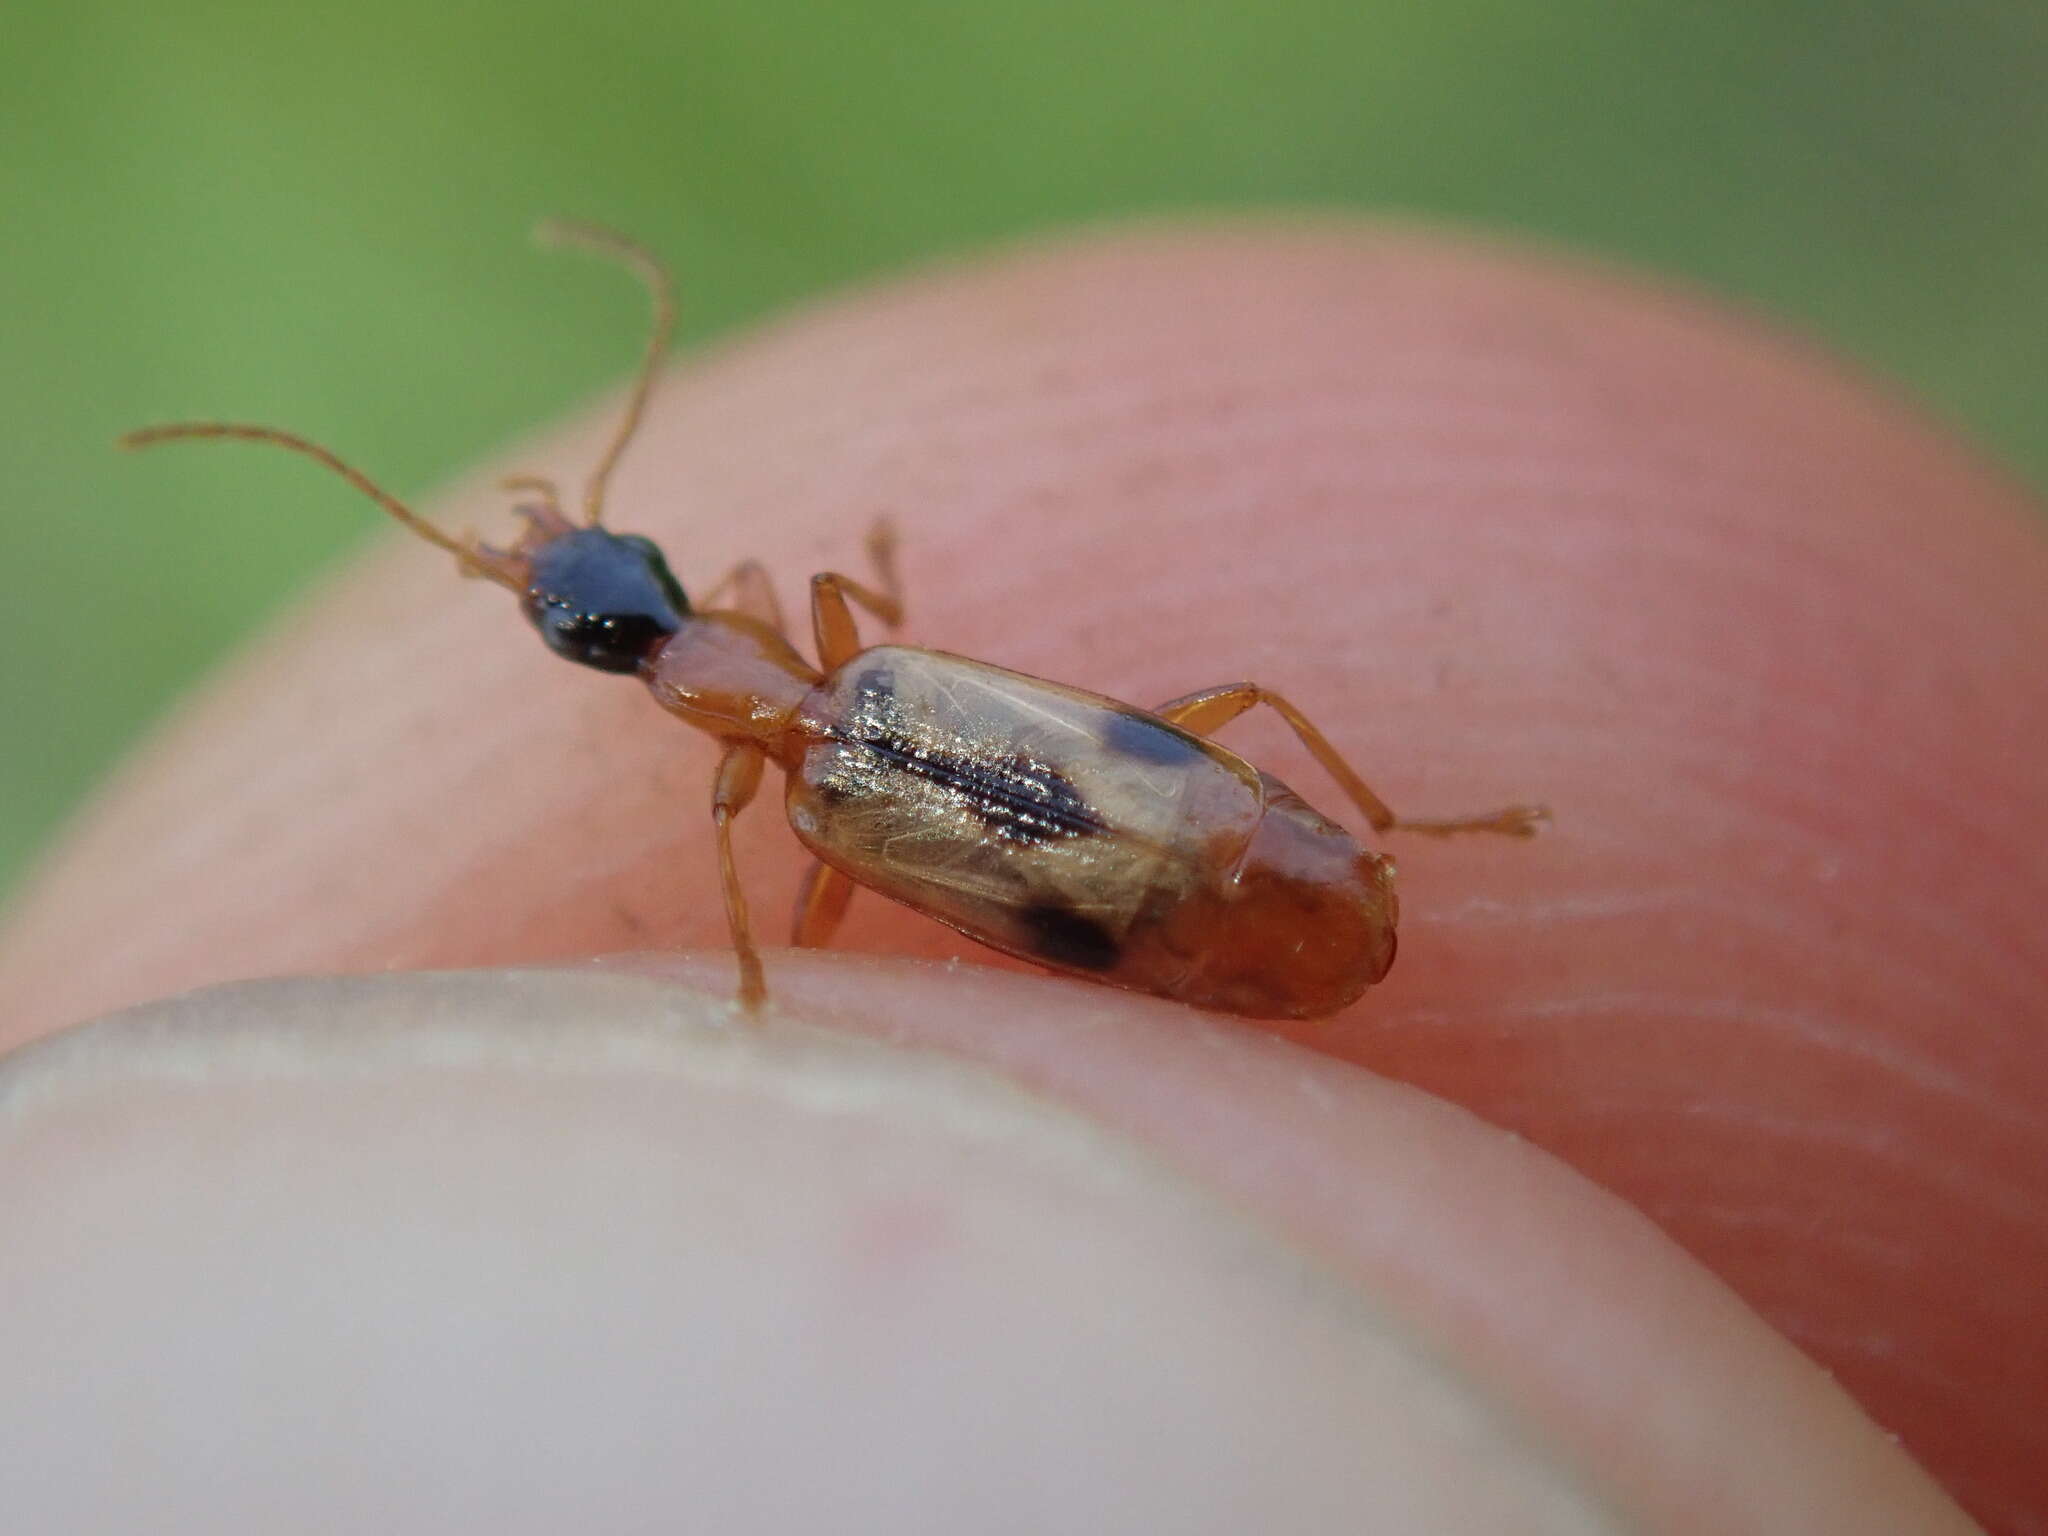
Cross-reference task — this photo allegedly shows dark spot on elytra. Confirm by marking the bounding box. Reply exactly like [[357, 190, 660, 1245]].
[[855, 664, 897, 703], [1020, 901, 1121, 971], [1101, 707, 1208, 767]]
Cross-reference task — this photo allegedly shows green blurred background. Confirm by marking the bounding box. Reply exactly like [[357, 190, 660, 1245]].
[[3, 0, 2044, 899]]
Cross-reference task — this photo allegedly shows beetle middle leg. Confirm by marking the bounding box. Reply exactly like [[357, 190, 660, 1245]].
[[712, 742, 770, 1009], [792, 860, 856, 947], [1153, 683, 1548, 837], [810, 518, 906, 670]]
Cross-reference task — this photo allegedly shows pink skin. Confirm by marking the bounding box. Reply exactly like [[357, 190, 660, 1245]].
[[2, 222, 2043, 1529]]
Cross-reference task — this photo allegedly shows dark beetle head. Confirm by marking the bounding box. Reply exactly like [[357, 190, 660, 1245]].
[[520, 525, 690, 674]]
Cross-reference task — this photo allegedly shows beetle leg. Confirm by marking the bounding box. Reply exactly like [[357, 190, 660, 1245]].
[[698, 559, 787, 633], [1153, 683, 1549, 838], [810, 518, 907, 670], [712, 743, 770, 1010], [792, 860, 856, 947], [864, 516, 904, 614]]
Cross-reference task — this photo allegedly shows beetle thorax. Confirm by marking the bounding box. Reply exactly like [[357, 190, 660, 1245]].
[[643, 613, 819, 752]]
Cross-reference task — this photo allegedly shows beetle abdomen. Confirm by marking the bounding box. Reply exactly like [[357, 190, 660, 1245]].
[[1150, 777, 1399, 1019]]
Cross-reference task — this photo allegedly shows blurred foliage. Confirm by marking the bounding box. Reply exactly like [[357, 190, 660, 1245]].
[[2, 0, 2044, 894]]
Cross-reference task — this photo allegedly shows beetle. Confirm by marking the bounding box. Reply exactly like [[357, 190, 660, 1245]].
[[121, 223, 1546, 1019]]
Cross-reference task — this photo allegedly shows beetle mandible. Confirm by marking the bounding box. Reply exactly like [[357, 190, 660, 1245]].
[[122, 223, 1547, 1020]]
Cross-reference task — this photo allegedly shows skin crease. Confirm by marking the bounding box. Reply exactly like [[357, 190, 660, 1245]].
[[1, 221, 2043, 1527]]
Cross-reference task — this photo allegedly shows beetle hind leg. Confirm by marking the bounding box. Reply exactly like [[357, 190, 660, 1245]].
[[1153, 683, 1548, 838], [1377, 803, 1550, 838]]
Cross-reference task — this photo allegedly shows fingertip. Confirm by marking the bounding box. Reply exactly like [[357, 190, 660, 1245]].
[[0, 963, 1974, 1533]]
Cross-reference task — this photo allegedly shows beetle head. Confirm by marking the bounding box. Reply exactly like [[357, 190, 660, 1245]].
[[517, 522, 691, 674]]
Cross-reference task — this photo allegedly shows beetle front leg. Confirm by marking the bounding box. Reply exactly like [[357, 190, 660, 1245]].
[[697, 558, 788, 633], [810, 518, 906, 670], [1154, 683, 1548, 838], [711, 743, 769, 1010]]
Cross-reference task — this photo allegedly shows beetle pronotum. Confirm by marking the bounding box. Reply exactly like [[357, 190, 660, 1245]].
[[122, 224, 1546, 1019]]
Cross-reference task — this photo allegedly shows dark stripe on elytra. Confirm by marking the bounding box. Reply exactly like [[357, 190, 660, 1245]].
[[829, 728, 1107, 846], [1100, 706, 1210, 767], [1020, 901, 1121, 970]]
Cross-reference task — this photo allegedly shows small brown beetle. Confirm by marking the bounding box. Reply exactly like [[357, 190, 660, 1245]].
[[122, 224, 1545, 1019]]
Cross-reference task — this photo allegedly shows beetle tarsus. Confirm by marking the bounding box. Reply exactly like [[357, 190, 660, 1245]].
[[1393, 803, 1551, 838]]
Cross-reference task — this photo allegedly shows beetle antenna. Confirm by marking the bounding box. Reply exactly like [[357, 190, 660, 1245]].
[[117, 422, 526, 592], [533, 219, 677, 529]]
